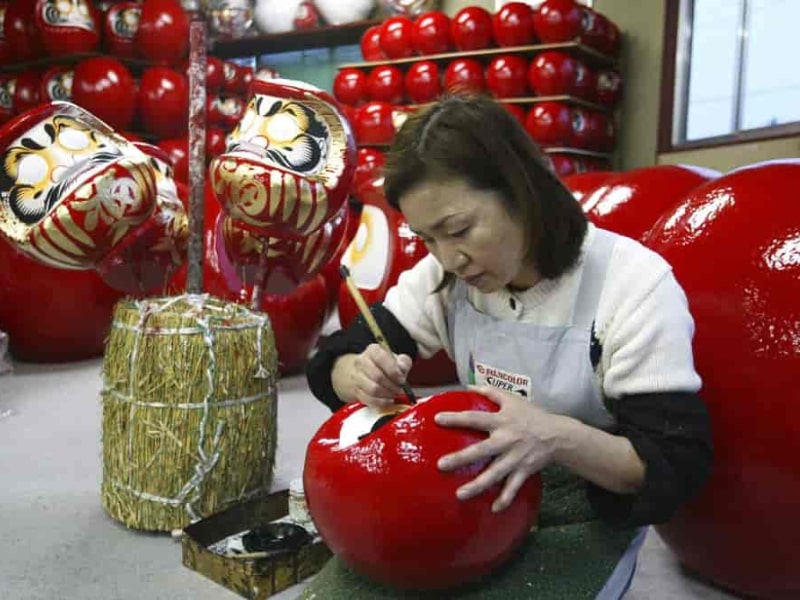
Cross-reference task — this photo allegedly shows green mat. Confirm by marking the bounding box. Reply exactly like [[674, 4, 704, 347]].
[[300, 467, 638, 599], [300, 521, 634, 600]]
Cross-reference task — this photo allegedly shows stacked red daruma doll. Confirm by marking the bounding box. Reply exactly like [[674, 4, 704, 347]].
[[333, 1, 623, 177]]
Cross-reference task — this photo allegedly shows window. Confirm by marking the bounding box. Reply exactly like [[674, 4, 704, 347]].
[[660, 0, 800, 150], [256, 45, 363, 94]]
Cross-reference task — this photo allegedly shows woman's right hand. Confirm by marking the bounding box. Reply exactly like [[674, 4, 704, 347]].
[[331, 344, 413, 408]]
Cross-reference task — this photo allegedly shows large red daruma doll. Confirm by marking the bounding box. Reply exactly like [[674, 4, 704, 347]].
[[304, 389, 542, 590], [643, 160, 800, 599], [579, 164, 720, 241]]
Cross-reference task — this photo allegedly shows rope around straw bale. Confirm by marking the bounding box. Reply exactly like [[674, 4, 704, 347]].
[[101, 293, 277, 531]]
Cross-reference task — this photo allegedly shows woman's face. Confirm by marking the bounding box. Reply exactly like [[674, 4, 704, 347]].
[[399, 177, 539, 292]]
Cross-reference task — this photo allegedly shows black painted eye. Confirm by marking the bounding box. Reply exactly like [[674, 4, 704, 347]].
[[338, 403, 408, 448], [358, 413, 400, 441]]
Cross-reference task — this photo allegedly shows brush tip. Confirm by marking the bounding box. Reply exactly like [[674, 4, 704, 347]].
[[339, 264, 350, 279]]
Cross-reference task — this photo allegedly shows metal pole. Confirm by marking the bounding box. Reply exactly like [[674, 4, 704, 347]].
[[186, 13, 208, 295]]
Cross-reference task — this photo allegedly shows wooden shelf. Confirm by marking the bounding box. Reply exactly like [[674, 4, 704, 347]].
[[339, 41, 618, 72], [0, 52, 157, 74], [211, 19, 382, 59]]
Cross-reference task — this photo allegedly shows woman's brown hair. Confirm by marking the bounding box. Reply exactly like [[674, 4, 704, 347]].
[[383, 94, 587, 283]]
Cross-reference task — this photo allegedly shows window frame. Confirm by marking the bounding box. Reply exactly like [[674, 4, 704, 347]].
[[658, 0, 800, 153]]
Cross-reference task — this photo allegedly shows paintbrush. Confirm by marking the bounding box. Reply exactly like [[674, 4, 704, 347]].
[[339, 264, 417, 404]]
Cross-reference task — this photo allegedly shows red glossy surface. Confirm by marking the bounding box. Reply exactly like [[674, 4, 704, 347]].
[[11, 70, 41, 115], [35, 0, 100, 55], [137, 66, 188, 139], [222, 202, 351, 291], [304, 390, 542, 590], [527, 50, 576, 97], [135, 0, 188, 65], [411, 10, 451, 55], [492, 1, 535, 47], [207, 94, 245, 131], [532, 0, 581, 43], [561, 170, 616, 205], [96, 141, 187, 295], [206, 56, 224, 90], [443, 58, 485, 95], [293, 0, 320, 30], [239, 66, 253, 98], [360, 25, 386, 62], [71, 57, 136, 131], [205, 127, 227, 161], [569, 107, 598, 149], [0, 3, 9, 65], [548, 153, 580, 178], [333, 68, 368, 106], [600, 16, 621, 58], [4, 0, 40, 61], [595, 69, 623, 107], [581, 165, 720, 241], [156, 137, 188, 184], [366, 65, 405, 105], [485, 54, 529, 99], [524, 101, 572, 147], [643, 160, 800, 599], [221, 60, 243, 96], [571, 59, 596, 100], [352, 147, 385, 201], [0, 235, 122, 362], [451, 5, 493, 52], [578, 7, 607, 55], [379, 15, 414, 60], [404, 60, 442, 105], [353, 101, 396, 146], [103, 1, 140, 59]]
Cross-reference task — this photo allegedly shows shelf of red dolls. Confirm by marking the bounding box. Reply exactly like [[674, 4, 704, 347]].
[[210, 18, 384, 59], [408, 95, 612, 114], [339, 41, 618, 72], [0, 52, 158, 74]]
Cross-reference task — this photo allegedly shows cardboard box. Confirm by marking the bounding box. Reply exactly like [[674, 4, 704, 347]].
[[182, 490, 331, 599]]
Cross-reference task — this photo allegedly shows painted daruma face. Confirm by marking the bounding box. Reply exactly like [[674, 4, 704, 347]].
[[0, 102, 157, 269], [303, 390, 542, 590], [210, 78, 355, 240]]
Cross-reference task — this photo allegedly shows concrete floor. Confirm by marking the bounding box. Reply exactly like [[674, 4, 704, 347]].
[[0, 357, 742, 600]]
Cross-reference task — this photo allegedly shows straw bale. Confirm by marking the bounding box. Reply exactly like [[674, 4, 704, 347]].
[[101, 294, 278, 531]]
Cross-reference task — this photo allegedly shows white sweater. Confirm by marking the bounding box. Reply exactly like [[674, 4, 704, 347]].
[[383, 224, 702, 400]]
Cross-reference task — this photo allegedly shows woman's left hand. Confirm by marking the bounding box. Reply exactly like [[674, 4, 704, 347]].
[[435, 385, 572, 513]]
